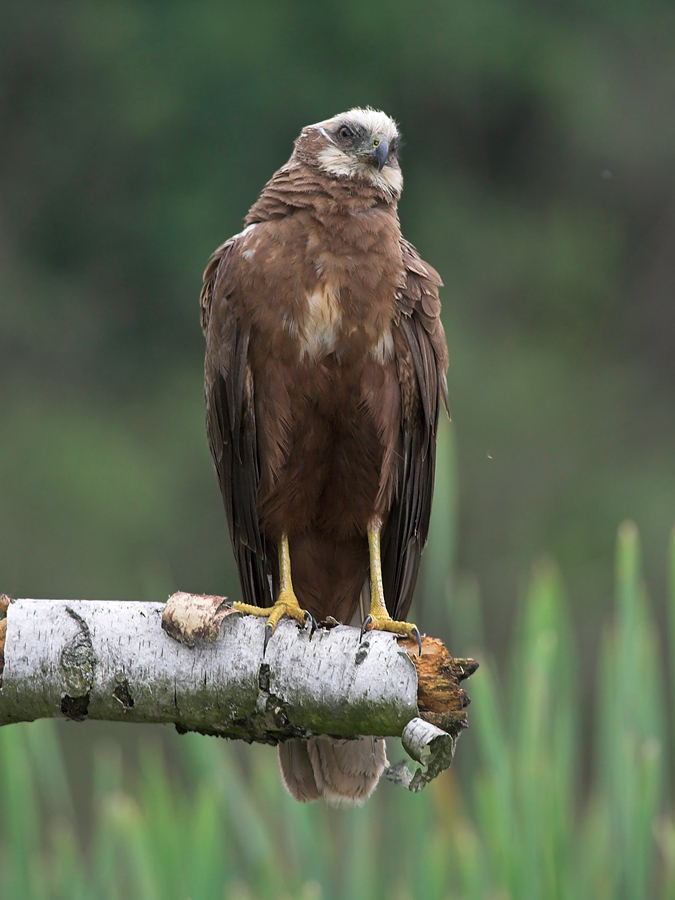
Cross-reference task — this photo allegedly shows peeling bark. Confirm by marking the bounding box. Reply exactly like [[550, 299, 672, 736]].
[[0, 592, 476, 789]]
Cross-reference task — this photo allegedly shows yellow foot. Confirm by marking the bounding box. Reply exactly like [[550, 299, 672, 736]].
[[231, 591, 316, 655], [360, 613, 422, 656]]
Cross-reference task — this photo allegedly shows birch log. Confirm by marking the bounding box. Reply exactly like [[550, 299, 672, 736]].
[[0, 592, 476, 790]]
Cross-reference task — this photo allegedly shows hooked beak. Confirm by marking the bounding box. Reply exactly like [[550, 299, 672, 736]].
[[368, 136, 389, 172]]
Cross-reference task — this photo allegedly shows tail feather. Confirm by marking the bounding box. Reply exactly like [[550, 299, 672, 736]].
[[277, 739, 322, 802], [278, 736, 387, 805]]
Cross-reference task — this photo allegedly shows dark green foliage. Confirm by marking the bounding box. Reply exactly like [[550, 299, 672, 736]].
[[1, 0, 674, 634]]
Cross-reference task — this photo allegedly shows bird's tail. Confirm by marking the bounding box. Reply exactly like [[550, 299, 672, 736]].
[[278, 736, 388, 805]]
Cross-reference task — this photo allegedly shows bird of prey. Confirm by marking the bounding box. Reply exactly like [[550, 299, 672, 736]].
[[201, 108, 448, 803]]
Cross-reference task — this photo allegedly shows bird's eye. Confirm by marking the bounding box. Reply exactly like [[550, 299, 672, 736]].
[[338, 126, 353, 140]]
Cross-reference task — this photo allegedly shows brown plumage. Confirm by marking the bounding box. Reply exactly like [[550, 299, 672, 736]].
[[201, 108, 448, 803]]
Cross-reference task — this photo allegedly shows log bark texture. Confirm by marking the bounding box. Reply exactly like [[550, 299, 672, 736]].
[[0, 592, 476, 790]]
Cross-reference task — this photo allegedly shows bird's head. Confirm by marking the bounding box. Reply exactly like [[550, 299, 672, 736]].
[[295, 108, 403, 199]]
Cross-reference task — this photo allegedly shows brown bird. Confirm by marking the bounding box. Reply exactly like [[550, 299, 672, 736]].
[[201, 108, 448, 803]]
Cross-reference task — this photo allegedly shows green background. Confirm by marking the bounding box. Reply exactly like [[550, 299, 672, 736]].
[[3, 0, 675, 643], [1, 2, 675, 896]]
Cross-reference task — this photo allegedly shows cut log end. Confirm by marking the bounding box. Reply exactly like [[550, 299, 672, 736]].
[[0, 595, 10, 686], [0, 618, 6, 686], [399, 635, 478, 736]]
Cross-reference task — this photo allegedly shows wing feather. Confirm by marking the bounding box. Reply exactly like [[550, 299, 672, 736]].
[[202, 238, 272, 608], [381, 239, 448, 621]]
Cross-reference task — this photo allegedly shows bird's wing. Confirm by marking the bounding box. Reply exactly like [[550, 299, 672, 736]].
[[201, 238, 273, 608], [382, 238, 449, 621]]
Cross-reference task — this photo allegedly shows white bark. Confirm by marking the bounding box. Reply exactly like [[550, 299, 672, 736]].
[[0, 597, 420, 738], [0, 594, 464, 789]]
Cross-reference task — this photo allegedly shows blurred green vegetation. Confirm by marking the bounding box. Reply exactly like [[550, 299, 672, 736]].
[[1, 523, 672, 899]]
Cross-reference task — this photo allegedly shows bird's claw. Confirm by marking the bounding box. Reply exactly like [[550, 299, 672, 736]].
[[360, 614, 422, 656], [233, 592, 311, 657], [304, 611, 318, 638], [263, 623, 274, 656], [262, 612, 314, 657]]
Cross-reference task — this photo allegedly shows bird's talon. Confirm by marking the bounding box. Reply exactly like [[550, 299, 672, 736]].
[[305, 612, 318, 637], [263, 623, 274, 656], [361, 611, 421, 652], [360, 615, 373, 641]]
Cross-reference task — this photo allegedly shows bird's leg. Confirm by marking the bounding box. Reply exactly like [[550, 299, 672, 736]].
[[231, 533, 315, 653], [360, 517, 422, 655]]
